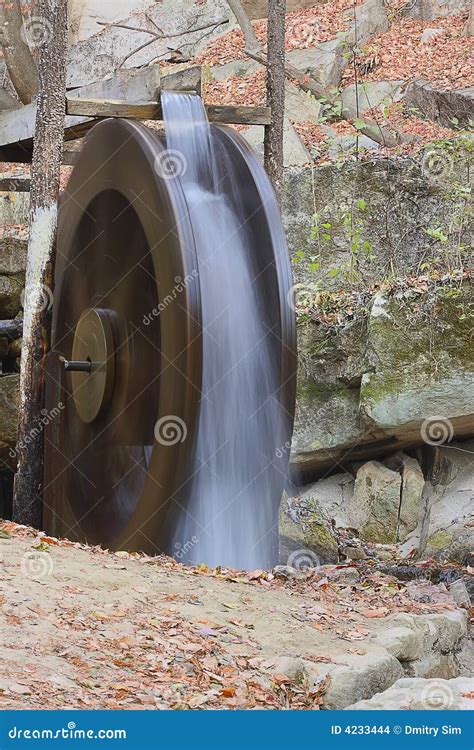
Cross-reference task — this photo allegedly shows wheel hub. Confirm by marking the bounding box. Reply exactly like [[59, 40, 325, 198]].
[[70, 308, 115, 424]]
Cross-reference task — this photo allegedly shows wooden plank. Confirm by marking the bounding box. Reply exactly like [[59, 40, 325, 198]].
[[0, 176, 30, 191], [205, 105, 271, 125], [67, 98, 271, 125], [66, 98, 161, 118]]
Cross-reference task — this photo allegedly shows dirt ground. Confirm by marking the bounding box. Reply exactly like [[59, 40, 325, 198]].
[[0, 521, 470, 709]]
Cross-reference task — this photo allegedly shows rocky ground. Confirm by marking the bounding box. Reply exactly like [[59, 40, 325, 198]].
[[0, 521, 472, 710]]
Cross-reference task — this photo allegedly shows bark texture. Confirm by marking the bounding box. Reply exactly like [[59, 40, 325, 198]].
[[0, 0, 38, 104], [264, 0, 286, 199], [13, 0, 68, 527]]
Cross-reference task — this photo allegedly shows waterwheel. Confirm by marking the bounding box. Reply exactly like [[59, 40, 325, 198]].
[[44, 97, 296, 568]]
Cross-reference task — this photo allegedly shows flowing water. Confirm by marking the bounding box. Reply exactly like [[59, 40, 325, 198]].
[[161, 92, 288, 569]]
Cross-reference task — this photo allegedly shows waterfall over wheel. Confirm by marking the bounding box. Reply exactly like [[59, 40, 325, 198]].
[[44, 94, 296, 569]]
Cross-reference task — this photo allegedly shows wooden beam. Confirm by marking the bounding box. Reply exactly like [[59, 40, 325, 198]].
[[66, 97, 271, 125]]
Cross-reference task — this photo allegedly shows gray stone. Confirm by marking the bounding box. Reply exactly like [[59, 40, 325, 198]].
[[449, 580, 471, 608], [351, 461, 401, 543], [400, 440, 474, 563], [329, 566, 361, 585], [341, 80, 405, 118], [372, 626, 423, 662], [328, 134, 380, 159], [66, 0, 232, 88], [340, 545, 367, 561], [0, 375, 19, 447], [279, 493, 339, 565], [409, 0, 470, 21], [405, 80, 474, 129], [321, 647, 403, 709], [285, 82, 322, 125], [0, 192, 30, 226], [0, 276, 23, 319], [211, 59, 262, 82], [399, 457, 425, 540], [346, 676, 474, 709], [343, 0, 390, 46], [287, 39, 349, 90], [242, 118, 311, 167], [420, 27, 447, 43], [0, 236, 27, 276]]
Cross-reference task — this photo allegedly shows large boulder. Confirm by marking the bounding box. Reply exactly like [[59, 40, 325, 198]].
[[347, 676, 474, 710], [409, 0, 470, 20], [292, 283, 474, 476], [351, 461, 401, 543], [242, 118, 311, 167], [405, 81, 474, 130]]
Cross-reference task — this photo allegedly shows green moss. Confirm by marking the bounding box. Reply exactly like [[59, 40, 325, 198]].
[[304, 514, 338, 558], [426, 530, 454, 551]]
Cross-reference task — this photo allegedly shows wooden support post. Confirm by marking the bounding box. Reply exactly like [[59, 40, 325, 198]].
[[264, 0, 286, 201], [13, 0, 68, 527]]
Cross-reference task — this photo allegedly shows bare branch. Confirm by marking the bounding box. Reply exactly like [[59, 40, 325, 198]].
[[226, 0, 326, 101]]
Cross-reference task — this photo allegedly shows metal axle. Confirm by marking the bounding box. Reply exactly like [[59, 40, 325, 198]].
[[63, 359, 92, 373]]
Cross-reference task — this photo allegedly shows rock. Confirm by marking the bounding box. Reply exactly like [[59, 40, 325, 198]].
[[341, 80, 405, 118], [372, 626, 423, 662], [351, 461, 401, 543], [346, 676, 474, 709], [211, 59, 262, 82], [66, 0, 232, 87], [287, 38, 349, 89], [0, 375, 20, 447], [420, 27, 447, 43], [0, 192, 29, 226], [321, 647, 403, 709], [7, 338, 22, 360], [360, 288, 474, 447], [0, 236, 27, 276], [242, 118, 311, 167], [340, 545, 367, 561], [342, 0, 389, 46], [328, 134, 381, 159], [329, 566, 360, 585], [272, 565, 302, 579], [405, 80, 474, 130], [448, 580, 471, 608], [399, 457, 425, 540], [409, 0, 470, 21], [0, 276, 23, 319], [402, 439, 474, 563], [273, 656, 308, 683], [373, 546, 396, 561], [279, 494, 339, 565], [285, 82, 322, 125]]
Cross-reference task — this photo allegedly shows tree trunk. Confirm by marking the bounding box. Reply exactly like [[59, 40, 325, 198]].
[[464, 0, 474, 35], [0, 0, 38, 104], [264, 0, 286, 199], [13, 0, 68, 527]]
